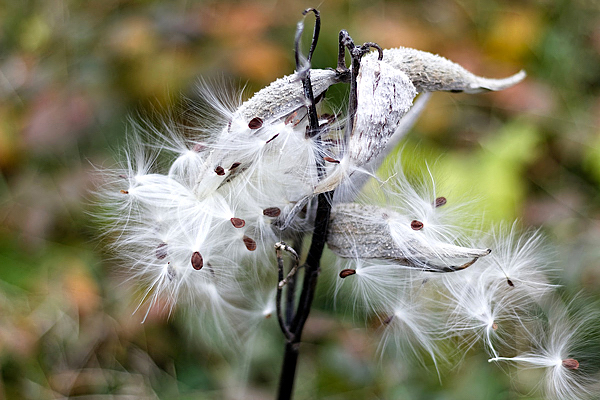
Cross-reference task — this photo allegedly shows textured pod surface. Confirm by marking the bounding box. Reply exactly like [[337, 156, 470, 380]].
[[350, 57, 417, 167], [369, 47, 526, 93], [235, 69, 340, 121], [328, 203, 491, 270]]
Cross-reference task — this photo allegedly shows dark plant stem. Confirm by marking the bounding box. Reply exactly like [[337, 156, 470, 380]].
[[276, 191, 333, 400]]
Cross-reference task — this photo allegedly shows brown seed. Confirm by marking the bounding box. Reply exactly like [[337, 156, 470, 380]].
[[507, 278, 515, 287], [193, 143, 205, 152], [562, 358, 579, 370], [191, 251, 203, 270], [284, 112, 298, 125], [230, 162, 241, 170], [383, 315, 394, 325], [230, 217, 246, 228], [263, 207, 281, 217], [411, 220, 424, 230], [492, 322, 498, 330], [324, 156, 340, 164], [265, 133, 279, 144], [264, 313, 272, 319], [120, 189, 129, 194], [156, 242, 168, 260], [434, 197, 447, 207], [215, 166, 225, 175], [118, 174, 128, 179], [339, 269, 356, 278], [248, 117, 263, 129], [243, 236, 257, 251]]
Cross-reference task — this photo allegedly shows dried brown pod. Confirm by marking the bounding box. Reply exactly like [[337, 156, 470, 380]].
[[191, 251, 204, 270]]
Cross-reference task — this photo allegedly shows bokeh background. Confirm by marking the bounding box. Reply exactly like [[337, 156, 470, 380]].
[[1, 0, 600, 399]]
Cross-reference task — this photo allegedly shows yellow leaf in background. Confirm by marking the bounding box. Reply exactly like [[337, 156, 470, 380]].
[[19, 15, 51, 52], [63, 260, 100, 316], [484, 8, 544, 63], [232, 42, 289, 84]]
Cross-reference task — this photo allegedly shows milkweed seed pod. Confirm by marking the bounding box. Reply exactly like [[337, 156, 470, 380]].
[[369, 47, 527, 93], [328, 203, 491, 271]]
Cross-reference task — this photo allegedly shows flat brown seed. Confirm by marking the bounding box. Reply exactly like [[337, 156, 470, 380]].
[[120, 189, 129, 194], [191, 251, 203, 270], [265, 133, 279, 144], [215, 166, 225, 175], [562, 358, 579, 370], [263, 207, 281, 217], [507, 278, 515, 287], [156, 242, 168, 260], [193, 143, 205, 152], [324, 156, 340, 163], [230, 217, 246, 228], [435, 197, 447, 207], [411, 220, 424, 230], [248, 117, 263, 129], [243, 236, 257, 251], [230, 162, 241, 170], [339, 269, 356, 278], [383, 315, 394, 325], [284, 112, 298, 125], [492, 323, 498, 330]]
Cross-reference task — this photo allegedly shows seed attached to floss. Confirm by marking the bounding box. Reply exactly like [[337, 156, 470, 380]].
[[230, 217, 246, 228], [562, 358, 580, 370], [193, 143, 205, 152], [263, 207, 281, 217], [215, 166, 225, 176], [411, 220, 424, 230], [230, 162, 241, 170], [156, 242, 168, 260], [120, 189, 129, 194], [248, 117, 263, 129], [506, 278, 515, 287], [383, 315, 394, 325], [434, 196, 447, 207], [284, 112, 298, 125], [265, 133, 279, 144], [492, 322, 498, 331], [243, 236, 257, 251], [191, 251, 204, 270], [339, 269, 356, 278], [324, 156, 340, 163]]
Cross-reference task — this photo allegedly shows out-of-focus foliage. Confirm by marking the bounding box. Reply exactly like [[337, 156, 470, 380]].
[[0, 0, 598, 399]]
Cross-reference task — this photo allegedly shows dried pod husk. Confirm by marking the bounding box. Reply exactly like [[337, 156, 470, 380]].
[[370, 47, 526, 93], [327, 203, 490, 271], [235, 69, 341, 121], [349, 57, 417, 167], [315, 58, 417, 194]]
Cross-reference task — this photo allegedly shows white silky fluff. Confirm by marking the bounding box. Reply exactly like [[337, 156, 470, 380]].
[[95, 76, 334, 336]]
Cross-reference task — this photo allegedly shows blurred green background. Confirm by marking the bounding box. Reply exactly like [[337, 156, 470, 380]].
[[1, 0, 599, 399]]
